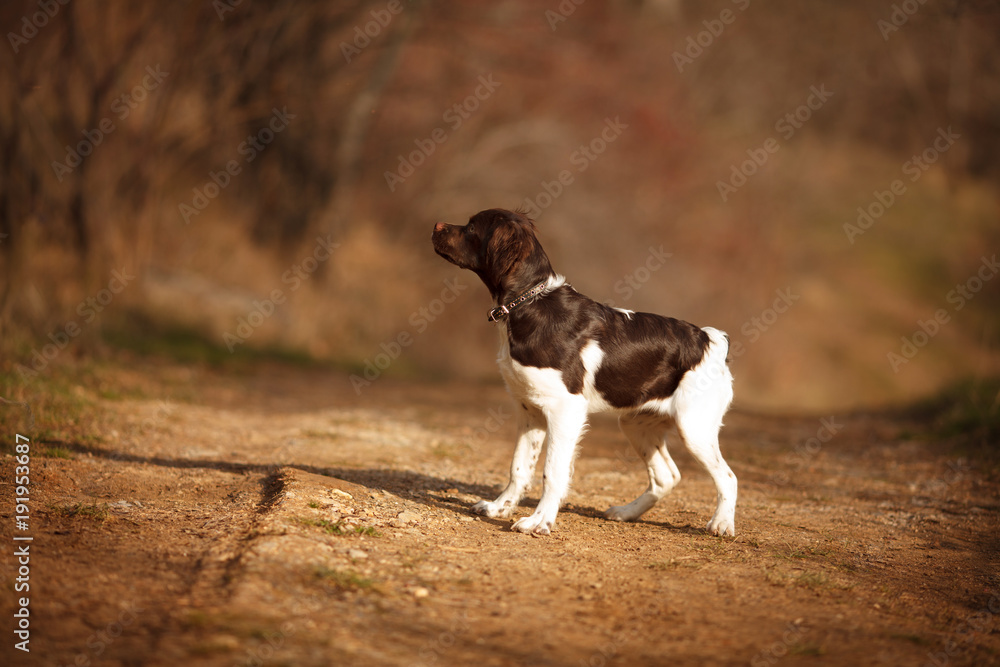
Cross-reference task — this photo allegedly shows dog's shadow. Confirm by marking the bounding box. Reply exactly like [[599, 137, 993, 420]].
[[558, 502, 705, 535], [42, 439, 704, 535], [367, 479, 705, 536]]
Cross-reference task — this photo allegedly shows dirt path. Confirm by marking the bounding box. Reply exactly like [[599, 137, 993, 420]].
[[2, 362, 999, 666]]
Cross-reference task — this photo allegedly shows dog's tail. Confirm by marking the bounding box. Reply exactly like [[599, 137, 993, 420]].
[[708, 327, 732, 367], [702, 327, 731, 365]]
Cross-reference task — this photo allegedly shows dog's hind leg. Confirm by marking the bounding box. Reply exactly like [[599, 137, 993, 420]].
[[676, 418, 737, 537], [472, 403, 545, 519], [605, 413, 681, 522], [672, 340, 737, 536]]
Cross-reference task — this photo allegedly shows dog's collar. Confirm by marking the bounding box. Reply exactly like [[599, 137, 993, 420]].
[[488, 281, 549, 323]]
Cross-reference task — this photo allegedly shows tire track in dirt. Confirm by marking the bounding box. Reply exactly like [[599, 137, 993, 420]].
[[169, 466, 280, 611]]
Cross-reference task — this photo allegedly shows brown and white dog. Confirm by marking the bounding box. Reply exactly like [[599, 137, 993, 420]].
[[432, 208, 736, 536]]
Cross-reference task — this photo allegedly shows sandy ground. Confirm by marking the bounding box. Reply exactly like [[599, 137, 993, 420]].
[[1, 361, 998, 666]]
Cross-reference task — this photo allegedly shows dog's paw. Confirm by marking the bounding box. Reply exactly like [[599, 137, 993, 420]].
[[471, 499, 512, 519], [604, 505, 640, 522], [707, 514, 735, 537], [511, 513, 553, 536], [471, 500, 500, 518]]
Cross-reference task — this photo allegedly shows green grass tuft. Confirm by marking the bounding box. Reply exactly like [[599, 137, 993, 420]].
[[314, 567, 375, 590], [52, 502, 110, 522], [790, 643, 826, 656], [41, 446, 74, 459], [296, 517, 381, 537], [907, 377, 1000, 447], [102, 313, 317, 368]]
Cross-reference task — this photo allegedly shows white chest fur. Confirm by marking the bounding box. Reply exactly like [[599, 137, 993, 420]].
[[496, 326, 614, 414]]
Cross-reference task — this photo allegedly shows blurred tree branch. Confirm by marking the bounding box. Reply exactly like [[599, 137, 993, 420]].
[[322, 1, 423, 238]]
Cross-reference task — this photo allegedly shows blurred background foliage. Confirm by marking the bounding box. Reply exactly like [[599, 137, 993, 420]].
[[1, 0, 998, 411]]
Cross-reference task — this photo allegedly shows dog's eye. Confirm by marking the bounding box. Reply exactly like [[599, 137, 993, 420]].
[[466, 223, 475, 234]]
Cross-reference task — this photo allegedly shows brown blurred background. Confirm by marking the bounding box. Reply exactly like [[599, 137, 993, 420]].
[[1, 0, 998, 412]]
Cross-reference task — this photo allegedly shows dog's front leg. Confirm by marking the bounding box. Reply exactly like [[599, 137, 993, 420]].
[[511, 397, 588, 536], [472, 403, 545, 519]]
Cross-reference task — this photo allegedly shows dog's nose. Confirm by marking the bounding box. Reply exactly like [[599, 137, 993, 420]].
[[434, 222, 447, 233]]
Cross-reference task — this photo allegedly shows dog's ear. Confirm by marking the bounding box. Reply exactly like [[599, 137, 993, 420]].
[[486, 219, 534, 278]]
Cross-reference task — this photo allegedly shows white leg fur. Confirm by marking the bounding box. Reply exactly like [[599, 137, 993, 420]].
[[605, 414, 681, 521], [671, 328, 737, 536], [472, 403, 545, 519], [678, 422, 737, 536], [511, 396, 589, 535]]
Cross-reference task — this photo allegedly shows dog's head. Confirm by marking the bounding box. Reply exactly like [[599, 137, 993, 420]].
[[432, 209, 551, 297]]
